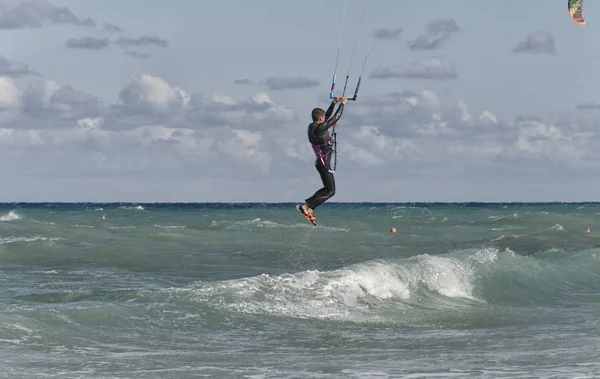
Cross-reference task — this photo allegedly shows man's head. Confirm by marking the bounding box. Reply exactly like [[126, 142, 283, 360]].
[[311, 108, 326, 123]]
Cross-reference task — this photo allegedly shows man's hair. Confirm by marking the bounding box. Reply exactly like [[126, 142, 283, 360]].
[[311, 107, 325, 122]]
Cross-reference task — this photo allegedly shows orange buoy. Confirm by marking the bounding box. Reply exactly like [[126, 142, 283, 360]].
[[390, 227, 396, 233]]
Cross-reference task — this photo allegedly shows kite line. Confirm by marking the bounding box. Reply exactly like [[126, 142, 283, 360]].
[[328, 0, 370, 173]]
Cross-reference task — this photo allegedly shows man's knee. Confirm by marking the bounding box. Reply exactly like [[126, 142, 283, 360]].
[[325, 187, 335, 198], [325, 174, 335, 198]]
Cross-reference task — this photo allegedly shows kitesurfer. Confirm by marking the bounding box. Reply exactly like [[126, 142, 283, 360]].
[[298, 95, 348, 223]]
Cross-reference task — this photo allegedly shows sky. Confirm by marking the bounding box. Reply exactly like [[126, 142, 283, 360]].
[[0, 0, 600, 202]]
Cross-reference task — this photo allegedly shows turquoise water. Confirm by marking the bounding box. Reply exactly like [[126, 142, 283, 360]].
[[1, 202, 599, 378]]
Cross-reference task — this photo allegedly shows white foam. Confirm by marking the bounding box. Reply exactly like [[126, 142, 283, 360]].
[[214, 218, 350, 232], [154, 224, 186, 229], [119, 205, 144, 210], [175, 249, 497, 323], [0, 236, 63, 245], [0, 211, 20, 221], [416, 254, 476, 299]]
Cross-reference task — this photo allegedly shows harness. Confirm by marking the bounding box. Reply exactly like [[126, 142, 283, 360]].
[[308, 125, 335, 173], [311, 142, 335, 173]]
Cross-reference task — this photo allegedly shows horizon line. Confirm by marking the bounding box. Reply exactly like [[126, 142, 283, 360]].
[[0, 201, 599, 204]]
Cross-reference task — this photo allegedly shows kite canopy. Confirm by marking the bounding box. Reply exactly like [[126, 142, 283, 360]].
[[569, 0, 586, 25]]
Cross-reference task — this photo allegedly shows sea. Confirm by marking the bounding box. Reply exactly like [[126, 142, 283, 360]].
[[0, 202, 599, 378]]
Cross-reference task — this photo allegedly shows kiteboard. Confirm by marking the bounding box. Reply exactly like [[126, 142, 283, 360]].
[[296, 204, 317, 228]]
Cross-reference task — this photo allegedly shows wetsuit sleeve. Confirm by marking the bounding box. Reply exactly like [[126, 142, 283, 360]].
[[324, 101, 336, 119], [315, 103, 344, 134]]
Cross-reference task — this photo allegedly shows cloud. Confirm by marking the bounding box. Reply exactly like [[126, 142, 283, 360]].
[[80, 73, 296, 133], [408, 19, 460, 50], [370, 58, 458, 80], [332, 88, 600, 178], [512, 31, 556, 55], [0, 74, 290, 182], [102, 22, 122, 33], [0, 62, 103, 128], [342, 125, 421, 168], [115, 35, 169, 48], [0, 0, 126, 37], [19, 79, 103, 126], [0, 67, 300, 136], [185, 91, 297, 131], [0, 76, 21, 110], [0, 53, 38, 77], [343, 90, 451, 138], [575, 102, 600, 110], [262, 76, 319, 90], [1, 46, 599, 201], [110, 74, 190, 126], [234, 78, 254, 85], [125, 51, 150, 59], [217, 129, 272, 170], [0, 0, 95, 29], [373, 28, 403, 40], [65, 36, 111, 49]]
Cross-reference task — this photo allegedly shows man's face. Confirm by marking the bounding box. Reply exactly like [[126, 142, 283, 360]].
[[317, 115, 325, 123]]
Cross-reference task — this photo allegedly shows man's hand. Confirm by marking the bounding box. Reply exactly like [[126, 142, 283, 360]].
[[333, 96, 341, 104], [341, 96, 348, 104]]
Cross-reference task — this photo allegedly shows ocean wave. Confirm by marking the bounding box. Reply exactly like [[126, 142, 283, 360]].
[[166, 246, 600, 325], [0, 236, 63, 245], [209, 218, 349, 232], [169, 248, 498, 324], [118, 205, 144, 211], [0, 211, 20, 222], [154, 225, 186, 229]]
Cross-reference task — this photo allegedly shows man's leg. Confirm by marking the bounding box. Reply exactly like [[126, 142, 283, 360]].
[[304, 162, 335, 211]]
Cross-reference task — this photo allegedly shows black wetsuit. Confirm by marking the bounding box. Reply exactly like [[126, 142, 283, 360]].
[[304, 101, 345, 210]]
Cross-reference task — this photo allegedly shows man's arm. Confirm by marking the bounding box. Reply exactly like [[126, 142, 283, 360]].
[[315, 103, 344, 134], [324, 101, 336, 119]]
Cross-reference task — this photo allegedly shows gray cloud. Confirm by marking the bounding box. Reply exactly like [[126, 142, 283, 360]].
[[185, 92, 297, 130], [1, 66, 600, 202], [0, 0, 126, 37], [370, 58, 458, 80], [125, 51, 151, 59], [0, 53, 38, 77], [104, 74, 295, 131], [0, 0, 95, 29], [102, 22, 122, 33], [331, 89, 600, 178], [0, 71, 296, 134], [263, 76, 319, 90], [20, 79, 102, 125], [512, 31, 556, 55], [115, 35, 169, 48], [107, 74, 189, 129], [408, 19, 460, 50], [373, 28, 403, 40], [0, 74, 283, 181], [234, 78, 254, 85], [342, 90, 453, 138], [65, 36, 110, 50], [576, 102, 600, 110]]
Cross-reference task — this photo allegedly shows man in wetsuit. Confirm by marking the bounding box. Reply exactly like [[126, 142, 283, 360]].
[[298, 96, 347, 223]]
